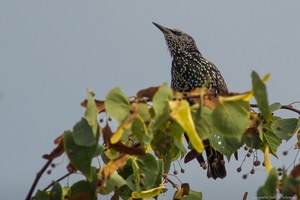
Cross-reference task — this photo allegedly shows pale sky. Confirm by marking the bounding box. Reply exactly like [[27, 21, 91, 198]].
[[1, 1, 300, 199]]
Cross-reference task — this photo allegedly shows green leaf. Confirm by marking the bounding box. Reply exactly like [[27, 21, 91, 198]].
[[151, 83, 173, 130], [192, 105, 215, 140], [151, 130, 178, 173], [70, 180, 97, 200], [169, 100, 204, 153], [93, 144, 104, 157], [182, 190, 203, 200], [131, 116, 152, 145], [127, 154, 159, 192], [99, 172, 126, 195], [72, 118, 97, 147], [50, 183, 63, 200], [209, 135, 243, 160], [257, 168, 278, 199], [271, 118, 299, 140], [132, 185, 165, 199], [137, 103, 151, 122], [83, 91, 98, 136], [64, 130, 98, 180], [212, 100, 250, 141], [252, 71, 271, 119], [118, 185, 133, 200], [269, 102, 281, 112], [105, 87, 130, 124], [35, 190, 50, 200], [259, 126, 281, 157]]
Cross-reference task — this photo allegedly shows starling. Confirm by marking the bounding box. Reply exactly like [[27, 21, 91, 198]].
[[153, 22, 227, 179]]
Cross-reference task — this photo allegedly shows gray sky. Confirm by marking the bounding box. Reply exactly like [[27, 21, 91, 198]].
[[1, 1, 300, 199]]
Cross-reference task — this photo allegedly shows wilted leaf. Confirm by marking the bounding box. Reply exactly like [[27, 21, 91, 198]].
[[252, 71, 271, 120], [137, 86, 159, 100], [105, 87, 130, 124], [42, 136, 64, 160], [110, 114, 136, 144], [271, 118, 299, 140], [264, 145, 273, 172], [290, 164, 300, 178], [102, 154, 129, 179], [257, 168, 278, 198], [131, 185, 164, 199], [81, 99, 105, 113], [212, 100, 250, 141], [169, 100, 204, 153]]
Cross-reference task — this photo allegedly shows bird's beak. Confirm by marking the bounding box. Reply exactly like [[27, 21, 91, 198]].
[[152, 22, 172, 34]]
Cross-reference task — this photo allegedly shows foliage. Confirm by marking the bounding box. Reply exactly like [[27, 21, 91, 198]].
[[27, 71, 300, 200]]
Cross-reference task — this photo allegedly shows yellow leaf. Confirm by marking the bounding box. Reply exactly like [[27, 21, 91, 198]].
[[169, 100, 204, 153], [264, 145, 272, 172], [262, 73, 271, 83], [219, 92, 253, 103], [230, 73, 270, 102], [110, 114, 136, 144], [131, 185, 165, 198]]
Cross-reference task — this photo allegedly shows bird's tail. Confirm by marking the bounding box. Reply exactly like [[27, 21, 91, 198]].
[[204, 146, 226, 179]]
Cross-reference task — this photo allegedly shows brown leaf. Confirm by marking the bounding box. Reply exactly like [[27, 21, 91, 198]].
[[112, 142, 145, 156], [103, 124, 113, 148], [110, 191, 120, 200], [66, 162, 78, 173], [184, 149, 199, 163], [69, 193, 89, 200], [102, 124, 145, 156], [102, 154, 129, 178], [181, 183, 190, 196], [137, 86, 159, 100], [243, 192, 248, 200], [42, 135, 65, 160], [81, 99, 105, 113], [290, 163, 300, 178]]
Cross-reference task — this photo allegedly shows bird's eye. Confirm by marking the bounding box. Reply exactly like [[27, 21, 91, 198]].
[[172, 30, 182, 36]]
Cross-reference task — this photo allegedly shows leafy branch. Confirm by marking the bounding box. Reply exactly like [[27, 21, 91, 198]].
[[26, 71, 300, 200]]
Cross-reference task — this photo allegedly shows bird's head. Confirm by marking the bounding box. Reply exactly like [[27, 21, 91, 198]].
[[153, 22, 199, 57]]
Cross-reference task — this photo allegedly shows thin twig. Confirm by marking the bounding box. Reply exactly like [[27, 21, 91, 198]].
[[25, 159, 53, 200], [250, 104, 300, 115], [43, 172, 73, 191]]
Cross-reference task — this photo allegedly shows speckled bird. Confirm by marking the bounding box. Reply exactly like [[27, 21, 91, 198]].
[[153, 22, 228, 179]]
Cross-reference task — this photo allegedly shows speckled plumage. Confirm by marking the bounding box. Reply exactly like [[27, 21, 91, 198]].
[[153, 22, 227, 179], [153, 22, 228, 95]]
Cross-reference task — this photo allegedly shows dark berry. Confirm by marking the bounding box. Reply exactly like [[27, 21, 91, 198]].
[[237, 167, 242, 173], [250, 169, 255, 174]]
